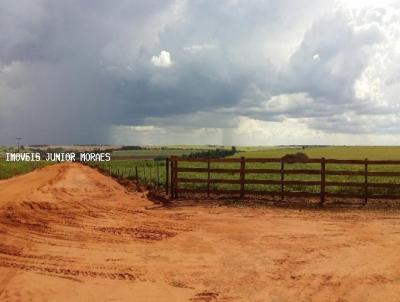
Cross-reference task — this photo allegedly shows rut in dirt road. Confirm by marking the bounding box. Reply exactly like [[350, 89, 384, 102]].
[[1, 163, 400, 302], [0, 163, 194, 301]]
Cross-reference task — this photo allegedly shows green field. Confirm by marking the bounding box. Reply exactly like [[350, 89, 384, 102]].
[[0, 146, 15, 159], [0, 161, 52, 180], [89, 160, 167, 189], [111, 146, 246, 159], [92, 146, 400, 197], [2, 146, 400, 198], [232, 146, 400, 160], [111, 149, 198, 158]]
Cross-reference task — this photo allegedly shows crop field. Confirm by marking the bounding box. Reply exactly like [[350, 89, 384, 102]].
[[111, 149, 198, 159], [0, 146, 15, 160], [175, 162, 400, 197], [92, 146, 400, 197], [0, 161, 52, 180], [90, 160, 167, 188], [2, 146, 400, 196], [233, 146, 400, 160], [110, 145, 246, 159]]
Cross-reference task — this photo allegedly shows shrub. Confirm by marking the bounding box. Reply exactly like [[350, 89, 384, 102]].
[[182, 148, 237, 159], [281, 152, 309, 163]]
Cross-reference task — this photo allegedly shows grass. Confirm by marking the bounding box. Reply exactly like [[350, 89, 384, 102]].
[[0, 146, 16, 160], [3, 146, 400, 198], [92, 146, 400, 197], [111, 149, 199, 158], [176, 161, 400, 195], [232, 146, 400, 160], [111, 146, 244, 159], [89, 160, 167, 188], [0, 161, 52, 180]]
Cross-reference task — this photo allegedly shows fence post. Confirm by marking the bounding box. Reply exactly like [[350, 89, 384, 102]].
[[135, 166, 138, 182], [165, 158, 169, 195], [170, 156, 177, 199], [174, 156, 178, 199], [207, 159, 211, 198], [364, 158, 368, 205], [320, 157, 326, 206], [281, 160, 285, 201], [149, 164, 153, 185], [156, 162, 160, 189], [240, 157, 245, 198], [170, 157, 174, 199]]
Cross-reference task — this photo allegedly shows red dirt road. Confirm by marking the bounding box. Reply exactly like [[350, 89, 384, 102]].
[[1, 163, 400, 301]]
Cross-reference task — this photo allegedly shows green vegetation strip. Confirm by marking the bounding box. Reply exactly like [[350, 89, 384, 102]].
[[231, 146, 400, 160], [0, 161, 52, 180], [92, 158, 400, 196], [89, 160, 167, 189]]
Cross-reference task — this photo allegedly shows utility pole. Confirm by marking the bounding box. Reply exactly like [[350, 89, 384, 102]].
[[16, 137, 23, 153]]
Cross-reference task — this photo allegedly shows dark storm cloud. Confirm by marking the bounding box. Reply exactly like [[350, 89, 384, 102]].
[[0, 0, 399, 145], [0, 0, 178, 144]]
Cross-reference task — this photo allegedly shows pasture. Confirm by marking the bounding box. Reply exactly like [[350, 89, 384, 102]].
[[110, 145, 242, 159], [0, 161, 52, 180], [2, 146, 400, 198], [111, 148, 197, 159], [92, 146, 400, 199], [233, 146, 400, 160]]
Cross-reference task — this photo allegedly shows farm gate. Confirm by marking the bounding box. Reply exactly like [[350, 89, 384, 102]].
[[166, 156, 400, 205]]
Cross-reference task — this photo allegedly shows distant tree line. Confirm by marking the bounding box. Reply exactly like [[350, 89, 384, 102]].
[[119, 146, 142, 150], [182, 147, 237, 159]]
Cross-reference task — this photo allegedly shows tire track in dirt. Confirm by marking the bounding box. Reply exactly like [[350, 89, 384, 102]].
[[0, 163, 193, 301], [0, 261, 136, 281], [2, 163, 400, 301]]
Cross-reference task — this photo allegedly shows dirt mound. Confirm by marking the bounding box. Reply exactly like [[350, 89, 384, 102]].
[[1, 163, 400, 301]]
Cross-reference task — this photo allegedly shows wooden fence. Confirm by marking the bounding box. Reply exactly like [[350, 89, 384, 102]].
[[168, 156, 400, 205]]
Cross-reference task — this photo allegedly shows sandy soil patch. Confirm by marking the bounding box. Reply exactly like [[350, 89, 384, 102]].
[[1, 163, 400, 301]]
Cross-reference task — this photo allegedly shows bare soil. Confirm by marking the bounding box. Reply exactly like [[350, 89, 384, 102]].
[[1, 163, 400, 301]]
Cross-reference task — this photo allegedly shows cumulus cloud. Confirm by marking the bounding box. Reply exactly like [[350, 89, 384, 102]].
[[1, 0, 400, 145], [282, 9, 385, 104], [151, 50, 173, 67]]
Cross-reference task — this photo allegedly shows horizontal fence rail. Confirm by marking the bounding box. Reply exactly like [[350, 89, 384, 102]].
[[168, 156, 400, 204]]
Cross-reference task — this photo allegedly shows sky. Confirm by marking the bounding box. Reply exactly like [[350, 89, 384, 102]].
[[1, 0, 400, 146]]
